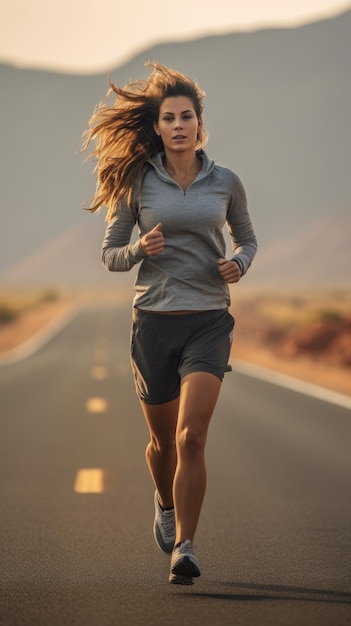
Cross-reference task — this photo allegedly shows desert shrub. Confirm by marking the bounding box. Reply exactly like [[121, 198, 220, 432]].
[[39, 289, 59, 303], [0, 303, 17, 324], [315, 309, 343, 322]]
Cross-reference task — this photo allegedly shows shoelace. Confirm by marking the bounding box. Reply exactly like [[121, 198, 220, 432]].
[[177, 539, 193, 555], [160, 509, 175, 539]]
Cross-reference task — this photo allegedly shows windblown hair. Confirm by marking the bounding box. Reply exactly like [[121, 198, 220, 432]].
[[81, 61, 207, 220]]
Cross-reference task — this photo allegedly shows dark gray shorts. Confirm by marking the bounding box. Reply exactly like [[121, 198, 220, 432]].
[[130, 308, 235, 405]]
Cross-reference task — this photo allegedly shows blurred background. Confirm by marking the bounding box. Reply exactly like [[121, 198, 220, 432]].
[[1, 6, 351, 621], [1, 0, 350, 395]]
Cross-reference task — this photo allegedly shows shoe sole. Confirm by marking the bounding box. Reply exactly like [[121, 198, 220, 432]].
[[169, 573, 194, 585], [171, 555, 201, 578]]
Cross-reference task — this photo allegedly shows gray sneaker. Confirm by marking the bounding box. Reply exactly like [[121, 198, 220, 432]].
[[169, 539, 201, 584], [153, 491, 175, 554]]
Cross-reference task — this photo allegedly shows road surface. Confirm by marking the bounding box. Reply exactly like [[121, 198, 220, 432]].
[[1, 304, 350, 626]]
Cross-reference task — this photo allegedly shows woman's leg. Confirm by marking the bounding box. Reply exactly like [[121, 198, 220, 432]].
[[141, 398, 179, 508], [173, 371, 222, 544]]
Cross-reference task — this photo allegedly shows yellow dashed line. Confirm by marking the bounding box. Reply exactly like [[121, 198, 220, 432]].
[[90, 365, 109, 380], [86, 397, 108, 413], [74, 468, 106, 493]]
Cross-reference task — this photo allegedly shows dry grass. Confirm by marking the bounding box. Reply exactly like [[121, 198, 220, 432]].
[[230, 286, 351, 397], [0, 287, 132, 355], [233, 287, 350, 323], [0, 289, 72, 353]]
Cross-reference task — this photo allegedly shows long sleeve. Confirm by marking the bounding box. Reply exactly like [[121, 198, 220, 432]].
[[226, 173, 258, 274], [101, 198, 146, 272]]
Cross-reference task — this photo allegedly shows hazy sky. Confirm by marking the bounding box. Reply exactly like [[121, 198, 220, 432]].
[[2, 0, 351, 73]]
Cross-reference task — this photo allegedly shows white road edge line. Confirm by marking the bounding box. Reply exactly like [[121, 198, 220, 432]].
[[0, 305, 81, 366], [231, 359, 351, 411]]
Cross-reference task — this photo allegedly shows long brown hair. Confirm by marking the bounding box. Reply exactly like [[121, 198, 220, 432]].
[[81, 61, 207, 220]]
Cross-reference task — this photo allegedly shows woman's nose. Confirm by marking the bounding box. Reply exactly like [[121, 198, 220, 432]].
[[174, 118, 183, 128]]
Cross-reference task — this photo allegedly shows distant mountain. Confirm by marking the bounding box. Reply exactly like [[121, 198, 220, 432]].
[[245, 212, 351, 287], [1, 213, 137, 287], [0, 9, 350, 286]]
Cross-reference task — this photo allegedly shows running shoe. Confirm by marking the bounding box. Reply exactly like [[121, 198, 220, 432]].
[[153, 491, 175, 554], [169, 539, 201, 584]]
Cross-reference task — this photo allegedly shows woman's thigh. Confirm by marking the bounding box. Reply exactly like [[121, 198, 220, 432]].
[[141, 398, 179, 445], [177, 371, 222, 441]]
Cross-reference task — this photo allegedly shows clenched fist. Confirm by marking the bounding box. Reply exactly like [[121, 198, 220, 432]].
[[141, 222, 164, 257], [217, 258, 242, 283]]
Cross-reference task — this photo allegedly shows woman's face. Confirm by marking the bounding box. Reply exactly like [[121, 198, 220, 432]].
[[154, 96, 202, 154]]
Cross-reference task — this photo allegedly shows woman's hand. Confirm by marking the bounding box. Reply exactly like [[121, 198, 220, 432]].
[[217, 258, 242, 283], [141, 223, 164, 256]]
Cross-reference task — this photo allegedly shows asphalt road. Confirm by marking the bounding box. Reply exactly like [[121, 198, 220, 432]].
[[1, 304, 350, 626]]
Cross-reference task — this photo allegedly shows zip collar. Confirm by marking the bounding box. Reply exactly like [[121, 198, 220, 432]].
[[147, 150, 215, 186]]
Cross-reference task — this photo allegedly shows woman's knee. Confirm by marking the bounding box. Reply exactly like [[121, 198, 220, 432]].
[[147, 434, 176, 456], [176, 425, 207, 456]]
